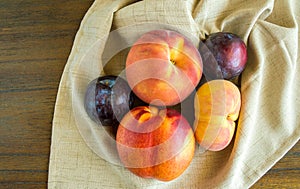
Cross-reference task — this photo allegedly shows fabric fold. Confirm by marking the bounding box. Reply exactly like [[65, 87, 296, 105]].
[[48, 0, 300, 188]]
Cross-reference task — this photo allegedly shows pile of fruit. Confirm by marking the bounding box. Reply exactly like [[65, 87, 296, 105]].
[[84, 29, 247, 181]]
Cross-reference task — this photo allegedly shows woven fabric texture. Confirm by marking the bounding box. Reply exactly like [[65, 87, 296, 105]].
[[48, 0, 300, 188]]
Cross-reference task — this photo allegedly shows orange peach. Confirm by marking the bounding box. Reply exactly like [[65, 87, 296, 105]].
[[116, 106, 195, 181], [193, 80, 241, 151], [126, 29, 202, 106]]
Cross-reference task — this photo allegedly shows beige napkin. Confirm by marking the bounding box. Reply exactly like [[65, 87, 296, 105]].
[[48, 0, 300, 188]]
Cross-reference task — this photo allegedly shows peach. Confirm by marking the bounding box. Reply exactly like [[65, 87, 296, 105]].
[[116, 106, 195, 181], [126, 29, 202, 106], [193, 80, 241, 151]]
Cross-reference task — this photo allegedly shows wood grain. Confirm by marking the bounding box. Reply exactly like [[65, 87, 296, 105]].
[[0, 0, 299, 188], [0, 1, 94, 188]]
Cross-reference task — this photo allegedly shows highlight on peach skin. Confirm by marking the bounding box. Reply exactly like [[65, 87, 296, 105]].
[[193, 80, 241, 151], [116, 106, 195, 181], [125, 29, 203, 106]]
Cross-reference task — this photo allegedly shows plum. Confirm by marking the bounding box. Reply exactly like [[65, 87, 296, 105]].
[[84, 75, 134, 129], [203, 32, 247, 80]]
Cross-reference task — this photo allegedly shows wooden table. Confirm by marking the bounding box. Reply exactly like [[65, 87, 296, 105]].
[[0, 1, 299, 188]]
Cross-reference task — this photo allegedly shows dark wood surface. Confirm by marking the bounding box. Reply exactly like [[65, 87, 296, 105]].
[[0, 1, 299, 188]]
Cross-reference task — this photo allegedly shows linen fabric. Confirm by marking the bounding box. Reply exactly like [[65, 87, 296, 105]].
[[48, 0, 300, 188]]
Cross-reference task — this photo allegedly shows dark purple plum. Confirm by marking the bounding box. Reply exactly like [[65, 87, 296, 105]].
[[203, 32, 247, 79], [84, 75, 134, 129]]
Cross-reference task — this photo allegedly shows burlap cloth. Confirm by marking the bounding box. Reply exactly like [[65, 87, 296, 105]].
[[48, 0, 300, 188]]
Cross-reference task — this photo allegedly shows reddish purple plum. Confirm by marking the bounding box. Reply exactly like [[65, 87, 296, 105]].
[[204, 32, 247, 79], [84, 75, 134, 129]]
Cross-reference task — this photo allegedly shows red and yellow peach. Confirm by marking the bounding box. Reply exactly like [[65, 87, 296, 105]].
[[126, 29, 202, 106], [116, 106, 195, 181]]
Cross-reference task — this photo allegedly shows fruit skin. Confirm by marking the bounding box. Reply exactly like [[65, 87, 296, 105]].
[[204, 32, 247, 80], [126, 29, 203, 106], [116, 106, 195, 181], [193, 80, 241, 151], [84, 75, 134, 130]]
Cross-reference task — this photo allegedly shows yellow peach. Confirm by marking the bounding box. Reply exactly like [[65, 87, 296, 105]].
[[193, 80, 241, 151]]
